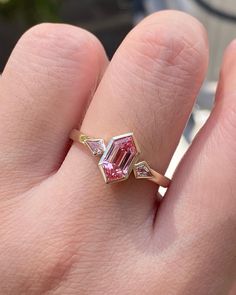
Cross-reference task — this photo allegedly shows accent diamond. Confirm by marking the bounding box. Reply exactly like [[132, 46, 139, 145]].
[[134, 161, 153, 179], [85, 139, 106, 156], [99, 133, 140, 183]]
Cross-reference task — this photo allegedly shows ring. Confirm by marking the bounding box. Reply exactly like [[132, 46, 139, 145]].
[[70, 129, 171, 188]]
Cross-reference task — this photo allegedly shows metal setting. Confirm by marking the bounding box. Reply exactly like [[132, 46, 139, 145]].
[[85, 139, 106, 156], [70, 129, 171, 188], [70, 130, 106, 157], [133, 161, 153, 179], [133, 160, 170, 188]]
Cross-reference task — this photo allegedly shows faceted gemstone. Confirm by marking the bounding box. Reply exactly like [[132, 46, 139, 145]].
[[134, 161, 153, 179], [99, 133, 140, 183], [85, 139, 106, 156]]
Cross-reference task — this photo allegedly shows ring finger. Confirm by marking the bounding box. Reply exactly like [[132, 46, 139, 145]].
[[60, 11, 209, 225]]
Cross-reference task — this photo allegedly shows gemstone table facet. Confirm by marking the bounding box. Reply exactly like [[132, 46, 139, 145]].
[[99, 133, 140, 183]]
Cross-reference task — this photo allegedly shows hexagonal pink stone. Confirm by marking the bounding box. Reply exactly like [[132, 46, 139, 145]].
[[99, 133, 140, 183]]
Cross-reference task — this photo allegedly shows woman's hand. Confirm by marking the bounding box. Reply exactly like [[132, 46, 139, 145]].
[[0, 10, 235, 295]]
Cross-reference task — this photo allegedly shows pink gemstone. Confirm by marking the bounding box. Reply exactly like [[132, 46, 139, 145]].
[[85, 139, 105, 156], [99, 134, 139, 183]]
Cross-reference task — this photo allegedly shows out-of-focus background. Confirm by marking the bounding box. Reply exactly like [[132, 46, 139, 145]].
[[0, 0, 236, 180], [0, 0, 133, 69]]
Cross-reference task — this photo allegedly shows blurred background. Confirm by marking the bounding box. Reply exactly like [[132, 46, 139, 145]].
[[0, 0, 235, 179], [0, 0, 133, 69]]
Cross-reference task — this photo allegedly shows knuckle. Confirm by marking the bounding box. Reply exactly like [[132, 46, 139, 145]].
[[129, 23, 206, 75], [126, 10, 208, 80], [115, 15, 208, 118], [4, 23, 105, 94], [16, 23, 102, 69]]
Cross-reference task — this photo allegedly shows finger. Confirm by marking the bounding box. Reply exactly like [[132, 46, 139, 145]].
[[61, 11, 208, 221], [0, 24, 108, 196], [154, 41, 236, 293]]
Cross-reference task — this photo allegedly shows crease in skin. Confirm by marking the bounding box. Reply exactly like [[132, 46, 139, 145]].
[[105, 43, 205, 176], [0, 24, 108, 199], [3, 12, 236, 295], [147, 220, 236, 294]]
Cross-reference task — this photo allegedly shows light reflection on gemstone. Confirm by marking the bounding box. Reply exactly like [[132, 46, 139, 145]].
[[99, 133, 140, 183]]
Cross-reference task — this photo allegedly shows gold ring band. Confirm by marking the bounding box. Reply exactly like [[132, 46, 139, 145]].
[[70, 129, 171, 188]]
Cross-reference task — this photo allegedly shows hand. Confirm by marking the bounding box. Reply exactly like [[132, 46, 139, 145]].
[[0, 11, 235, 295]]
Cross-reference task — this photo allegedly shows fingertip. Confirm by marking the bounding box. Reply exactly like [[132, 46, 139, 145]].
[[133, 10, 208, 52], [4, 23, 108, 79], [125, 10, 209, 88]]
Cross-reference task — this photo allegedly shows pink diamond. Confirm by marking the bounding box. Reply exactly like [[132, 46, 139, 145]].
[[99, 133, 140, 183]]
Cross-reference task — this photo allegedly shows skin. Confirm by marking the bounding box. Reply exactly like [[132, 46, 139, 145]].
[[0, 10, 235, 294]]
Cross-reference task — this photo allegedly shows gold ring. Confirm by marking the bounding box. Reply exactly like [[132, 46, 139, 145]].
[[70, 129, 171, 188]]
